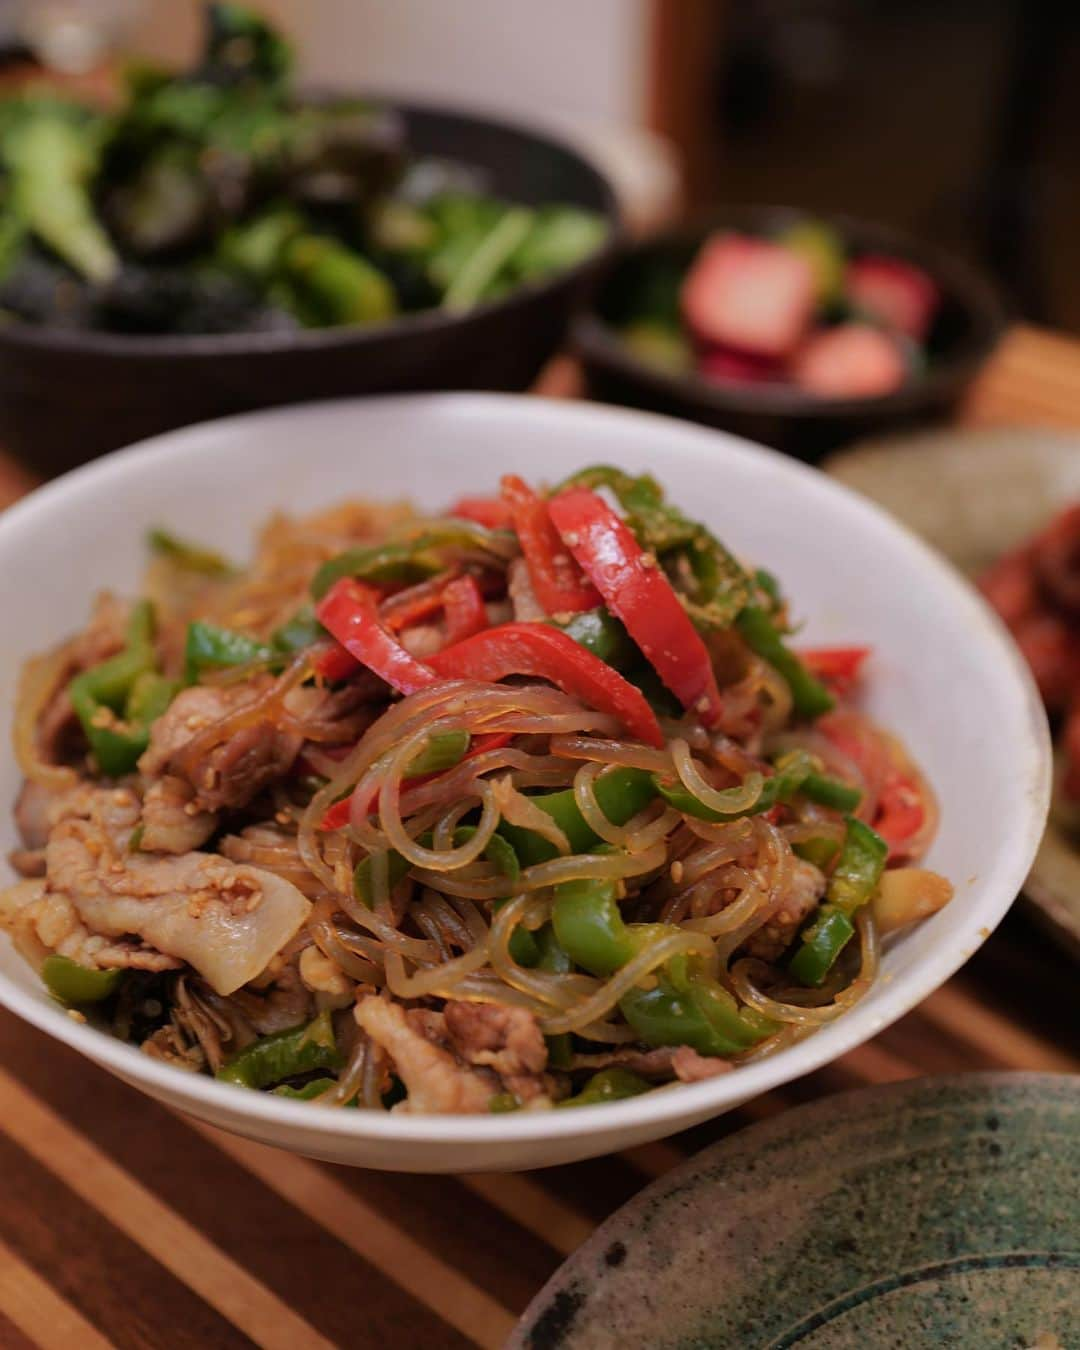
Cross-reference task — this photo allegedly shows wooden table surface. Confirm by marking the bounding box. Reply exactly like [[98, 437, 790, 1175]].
[[0, 325, 1078, 1350]]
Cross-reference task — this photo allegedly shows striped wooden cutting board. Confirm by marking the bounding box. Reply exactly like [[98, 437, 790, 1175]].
[[0, 325, 1077, 1350]]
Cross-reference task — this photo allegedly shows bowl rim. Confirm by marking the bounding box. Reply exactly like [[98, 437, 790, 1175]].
[[0, 97, 620, 361], [572, 206, 1007, 421], [0, 392, 1051, 1145]]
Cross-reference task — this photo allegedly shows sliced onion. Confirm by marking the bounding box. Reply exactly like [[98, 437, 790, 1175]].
[[13, 647, 78, 790]]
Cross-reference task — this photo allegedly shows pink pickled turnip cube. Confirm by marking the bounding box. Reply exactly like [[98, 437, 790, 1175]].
[[792, 323, 907, 399], [847, 255, 939, 340], [681, 233, 817, 359]]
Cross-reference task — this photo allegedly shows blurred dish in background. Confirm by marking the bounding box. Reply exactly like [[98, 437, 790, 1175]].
[[574, 207, 1002, 461], [0, 6, 617, 473], [512, 1073, 1079, 1350], [828, 425, 1080, 958], [0, 3, 607, 337], [630, 219, 940, 399]]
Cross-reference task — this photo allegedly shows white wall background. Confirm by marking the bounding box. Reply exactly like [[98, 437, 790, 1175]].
[[132, 0, 651, 133]]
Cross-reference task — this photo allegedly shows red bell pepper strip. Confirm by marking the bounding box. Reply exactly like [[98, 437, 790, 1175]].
[[319, 796, 353, 831], [380, 573, 456, 632], [819, 712, 924, 859], [316, 578, 436, 696], [442, 574, 488, 642], [873, 770, 925, 859], [312, 639, 363, 683], [501, 475, 599, 615], [799, 646, 871, 695], [548, 489, 723, 726], [818, 712, 888, 783], [449, 496, 512, 530], [316, 573, 490, 679], [428, 622, 663, 747]]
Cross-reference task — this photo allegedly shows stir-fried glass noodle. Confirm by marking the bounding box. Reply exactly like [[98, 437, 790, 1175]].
[[2, 467, 953, 1112]]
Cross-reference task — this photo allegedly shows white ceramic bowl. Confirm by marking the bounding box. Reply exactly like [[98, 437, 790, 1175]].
[[0, 395, 1050, 1172]]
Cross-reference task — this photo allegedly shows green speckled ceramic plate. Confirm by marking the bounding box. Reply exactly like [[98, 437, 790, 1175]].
[[511, 1074, 1079, 1349], [825, 426, 1080, 959]]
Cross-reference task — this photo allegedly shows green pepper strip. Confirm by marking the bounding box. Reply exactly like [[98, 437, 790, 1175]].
[[499, 766, 657, 866], [272, 1079, 358, 1105], [216, 1010, 343, 1090], [405, 729, 471, 777], [787, 908, 856, 988], [556, 1067, 650, 1108], [532, 926, 574, 1066], [549, 878, 775, 1057], [69, 600, 178, 776], [184, 613, 345, 684], [655, 770, 767, 822], [127, 670, 181, 725], [620, 954, 775, 1057], [271, 605, 325, 654], [736, 605, 835, 719], [789, 817, 888, 986], [826, 817, 889, 917], [147, 527, 235, 577], [753, 567, 785, 618], [552, 878, 637, 977], [547, 607, 638, 670], [311, 521, 518, 601], [792, 836, 841, 868], [272, 1079, 331, 1101], [184, 621, 273, 682], [655, 749, 820, 824], [41, 954, 124, 1004], [801, 773, 862, 813], [548, 606, 683, 715], [488, 1091, 521, 1113], [353, 849, 412, 909]]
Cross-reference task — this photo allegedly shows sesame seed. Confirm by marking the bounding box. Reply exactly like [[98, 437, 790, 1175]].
[[640, 552, 657, 569], [670, 860, 685, 884], [67, 1008, 87, 1024]]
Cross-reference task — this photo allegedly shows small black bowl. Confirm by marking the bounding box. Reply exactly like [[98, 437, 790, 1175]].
[[573, 207, 1005, 462], [0, 102, 619, 478]]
